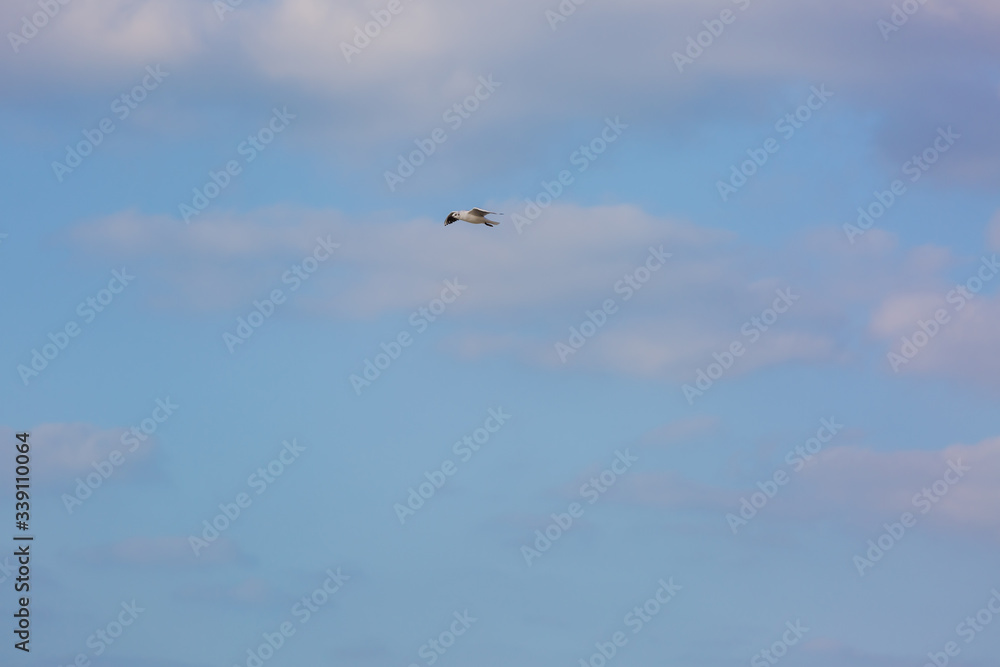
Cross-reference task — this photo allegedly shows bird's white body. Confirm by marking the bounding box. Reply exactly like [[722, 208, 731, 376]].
[[444, 208, 502, 227]]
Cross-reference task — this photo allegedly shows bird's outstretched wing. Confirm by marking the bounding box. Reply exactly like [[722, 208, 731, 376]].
[[469, 208, 501, 217], [444, 212, 458, 225]]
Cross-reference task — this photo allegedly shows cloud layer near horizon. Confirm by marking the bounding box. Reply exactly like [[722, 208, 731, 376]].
[[5, 0, 1000, 186]]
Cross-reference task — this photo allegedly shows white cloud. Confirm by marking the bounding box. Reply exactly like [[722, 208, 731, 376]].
[[869, 292, 947, 338], [68, 203, 730, 316], [868, 252, 1000, 387], [898, 296, 1000, 384], [620, 435, 1000, 539], [582, 327, 839, 381], [5, 0, 1000, 184], [639, 415, 720, 447], [989, 210, 1000, 250], [74, 202, 997, 381], [3, 0, 205, 78], [0, 422, 155, 484], [71, 208, 336, 258], [84, 535, 242, 566], [67, 203, 862, 379], [795, 436, 1000, 534]]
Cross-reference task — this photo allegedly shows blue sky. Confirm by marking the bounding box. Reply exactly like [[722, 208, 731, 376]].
[[2, 0, 1000, 665]]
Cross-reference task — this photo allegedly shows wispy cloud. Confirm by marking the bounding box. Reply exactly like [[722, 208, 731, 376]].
[[81, 536, 246, 567], [620, 435, 1000, 539], [0, 422, 156, 484], [71, 204, 999, 383]]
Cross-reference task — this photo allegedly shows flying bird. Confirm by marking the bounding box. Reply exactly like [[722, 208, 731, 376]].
[[444, 208, 503, 227]]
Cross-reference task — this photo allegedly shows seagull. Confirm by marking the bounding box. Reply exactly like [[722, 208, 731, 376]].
[[444, 208, 503, 227]]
